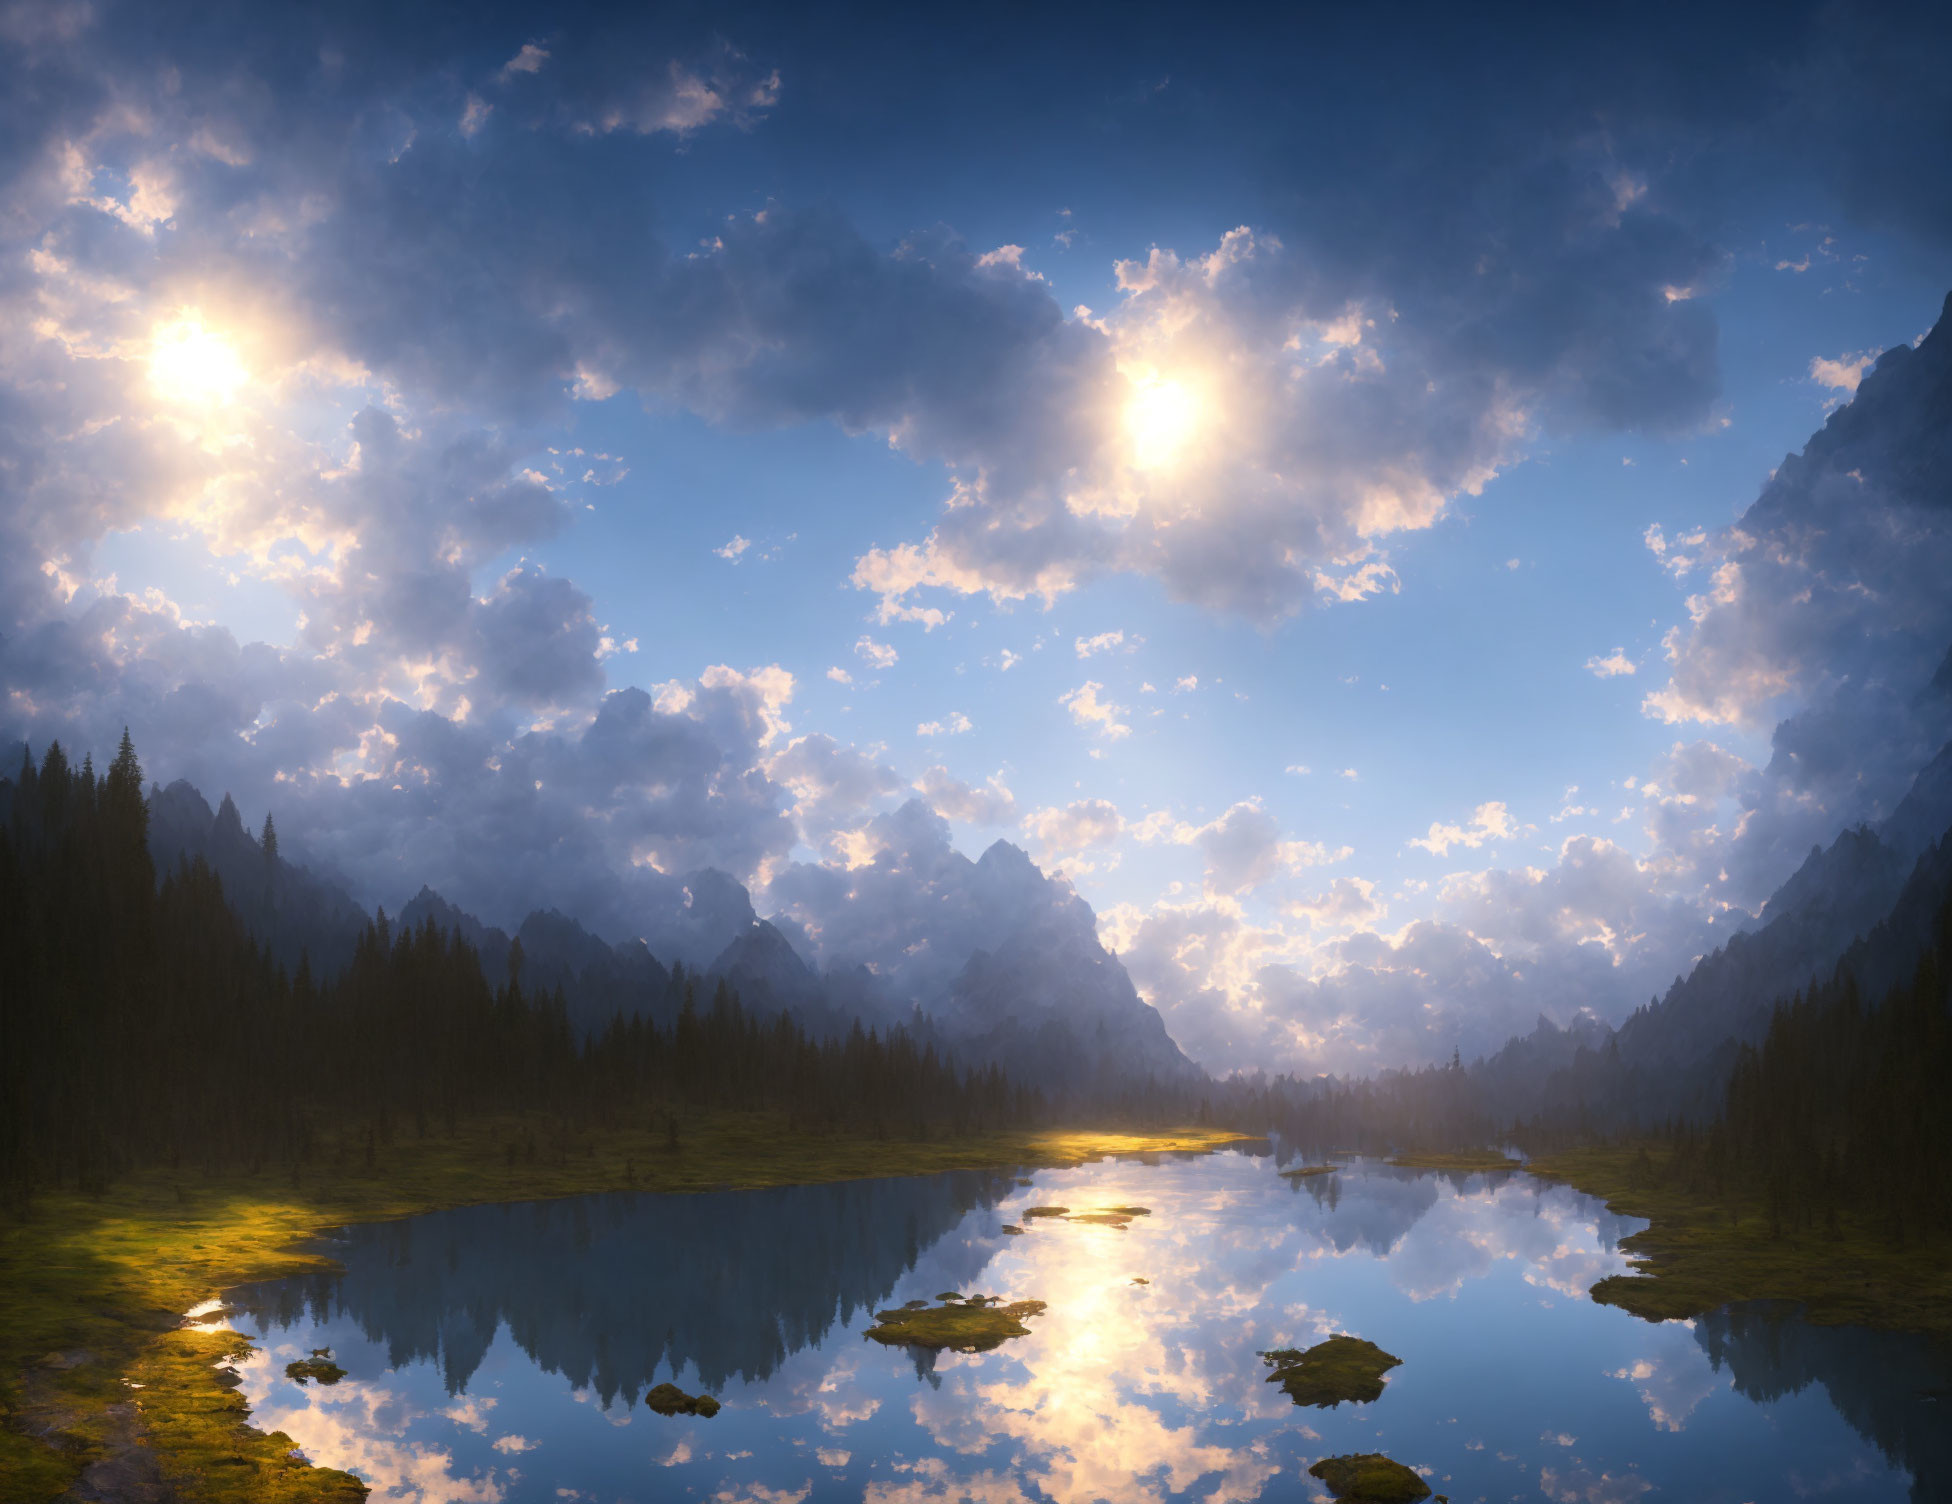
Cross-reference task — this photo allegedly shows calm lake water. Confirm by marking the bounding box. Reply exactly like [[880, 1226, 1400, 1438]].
[[203, 1147, 1948, 1504]]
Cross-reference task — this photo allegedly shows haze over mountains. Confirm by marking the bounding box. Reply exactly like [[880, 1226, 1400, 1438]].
[[84, 289, 1952, 1108], [137, 776, 1197, 1093]]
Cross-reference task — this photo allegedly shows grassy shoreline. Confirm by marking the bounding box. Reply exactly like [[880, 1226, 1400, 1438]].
[[0, 1113, 1255, 1502], [1527, 1144, 1952, 1338]]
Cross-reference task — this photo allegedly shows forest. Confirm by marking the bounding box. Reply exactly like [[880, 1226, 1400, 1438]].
[[0, 736, 1037, 1205], [3, 732, 1948, 1251]]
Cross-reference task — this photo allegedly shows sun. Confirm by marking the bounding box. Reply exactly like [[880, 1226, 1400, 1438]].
[[148, 317, 249, 407], [1125, 374, 1201, 471]]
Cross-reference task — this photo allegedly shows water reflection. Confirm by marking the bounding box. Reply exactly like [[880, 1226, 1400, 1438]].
[[1696, 1303, 1951, 1503], [240, 1170, 1010, 1399], [220, 1153, 1940, 1504]]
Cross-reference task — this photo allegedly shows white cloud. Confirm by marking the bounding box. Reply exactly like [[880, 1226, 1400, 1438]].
[[914, 766, 1017, 825], [1586, 648, 1637, 678], [1021, 798, 1125, 867], [1074, 629, 1131, 658], [1136, 799, 1350, 896], [715, 534, 752, 561], [826, 666, 853, 685], [1408, 801, 1517, 857], [1808, 350, 1876, 393], [854, 636, 898, 670], [916, 712, 973, 737], [1059, 680, 1131, 739]]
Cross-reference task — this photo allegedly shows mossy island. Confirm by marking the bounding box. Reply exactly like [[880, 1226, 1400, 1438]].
[[645, 1382, 720, 1417], [1016, 1204, 1152, 1228], [284, 1349, 346, 1385], [864, 1295, 1048, 1352], [1279, 1164, 1337, 1180], [1261, 1334, 1402, 1407], [1307, 1453, 1431, 1502], [1386, 1148, 1520, 1173]]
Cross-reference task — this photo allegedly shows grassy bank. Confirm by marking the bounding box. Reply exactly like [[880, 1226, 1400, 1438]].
[[1528, 1144, 1952, 1337], [1386, 1148, 1521, 1173], [0, 1112, 1254, 1502]]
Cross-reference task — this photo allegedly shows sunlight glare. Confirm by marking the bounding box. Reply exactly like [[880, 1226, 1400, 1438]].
[[148, 317, 249, 408], [1125, 375, 1201, 471]]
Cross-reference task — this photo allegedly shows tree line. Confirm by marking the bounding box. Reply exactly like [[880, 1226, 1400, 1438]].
[[1650, 894, 1952, 1242], [0, 736, 1040, 1204]]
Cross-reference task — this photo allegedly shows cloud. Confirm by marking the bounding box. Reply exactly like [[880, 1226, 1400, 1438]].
[[715, 534, 751, 561], [826, 666, 853, 685], [1586, 649, 1637, 678], [1408, 801, 1517, 857], [1136, 799, 1351, 896], [1059, 681, 1131, 740], [1074, 630, 1129, 658], [916, 712, 972, 738], [1284, 877, 1383, 931], [855, 637, 898, 671], [913, 766, 1017, 825], [764, 733, 904, 838], [1021, 799, 1125, 867], [1808, 351, 1876, 392]]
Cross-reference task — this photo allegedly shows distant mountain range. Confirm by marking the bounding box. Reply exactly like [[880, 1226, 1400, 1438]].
[[143, 779, 1197, 1094]]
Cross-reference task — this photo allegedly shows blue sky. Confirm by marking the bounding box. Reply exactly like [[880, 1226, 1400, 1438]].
[[6, 0, 1952, 1073]]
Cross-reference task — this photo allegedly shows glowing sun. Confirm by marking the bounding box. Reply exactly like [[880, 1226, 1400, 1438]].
[[1125, 375, 1201, 470], [148, 317, 249, 407]]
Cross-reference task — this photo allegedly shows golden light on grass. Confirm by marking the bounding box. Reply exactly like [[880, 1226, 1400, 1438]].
[[147, 315, 249, 408]]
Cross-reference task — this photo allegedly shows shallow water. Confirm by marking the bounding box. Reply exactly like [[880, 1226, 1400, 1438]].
[[210, 1147, 1947, 1503]]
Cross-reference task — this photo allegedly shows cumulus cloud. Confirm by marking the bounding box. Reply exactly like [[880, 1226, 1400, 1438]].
[[1586, 649, 1637, 678], [1021, 799, 1125, 869], [1407, 801, 1518, 857], [913, 766, 1017, 825], [916, 712, 973, 738], [855, 637, 898, 671], [1808, 351, 1876, 393], [3, 3, 1950, 1084], [1059, 681, 1131, 740], [1135, 800, 1351, 896], [1074, 630, 1129, 658]]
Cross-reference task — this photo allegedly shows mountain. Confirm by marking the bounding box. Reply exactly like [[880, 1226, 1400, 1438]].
[[395, 890, 676, 1038], [942, 844, 1199, 1091], [1480, 735, 1952, 1128], [132, 774, 1196, 1093], [146, 779, 370, 977]]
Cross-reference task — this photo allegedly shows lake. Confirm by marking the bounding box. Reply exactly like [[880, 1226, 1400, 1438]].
[[201, 1146, 1947, 1503]]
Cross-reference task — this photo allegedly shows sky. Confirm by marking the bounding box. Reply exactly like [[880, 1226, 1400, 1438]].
[[4, 0, 1952, 1075]]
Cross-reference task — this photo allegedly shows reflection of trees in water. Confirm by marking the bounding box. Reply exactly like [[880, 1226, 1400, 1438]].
[[1282, 1166, 1442, 1256], [241, 1172, 1008, 1404], [1695, 1303, 1952, 1503]]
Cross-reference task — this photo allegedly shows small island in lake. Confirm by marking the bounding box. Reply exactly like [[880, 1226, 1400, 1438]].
[[1262, 1335, 1403, 1407], [865, 1295, 1049, 1352], [1308, 1452, 1432, 1502], [645, 1382, 721, 1418]]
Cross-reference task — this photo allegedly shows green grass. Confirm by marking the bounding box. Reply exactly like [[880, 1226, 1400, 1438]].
[[1386, 1148, 1521, 1172], [1261, 1334, 1403, 1408], [0, 1112, 1252, 1502], [1528, 1143, 1952, 1336], [1307, 1452, 1432, 1501]]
